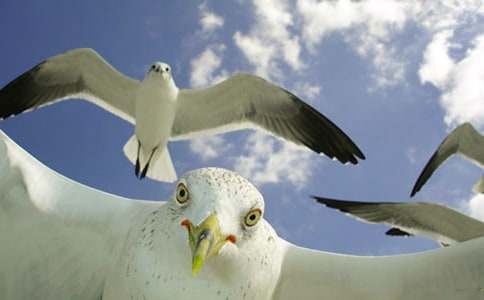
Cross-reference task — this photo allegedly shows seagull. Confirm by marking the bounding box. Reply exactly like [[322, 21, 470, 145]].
[[313, 196, 484, 247], [2, 131, 484, 299], [411, 122, 484, 197], [0, 48, 365, 182]]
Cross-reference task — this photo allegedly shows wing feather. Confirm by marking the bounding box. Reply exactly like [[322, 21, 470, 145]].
[[411, 123, 484, 197], [173, 73, 365, 164], [0, 130, 159, 299], [0, 48, 139, 123], [313, 196, 484, 245], [272, 238, 484, 299]]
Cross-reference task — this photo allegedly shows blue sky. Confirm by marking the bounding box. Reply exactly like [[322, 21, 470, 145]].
[[1, 1, 483, 255]]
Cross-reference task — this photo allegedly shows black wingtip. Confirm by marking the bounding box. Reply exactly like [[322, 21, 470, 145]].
[[286, 92, 366, 166], [140, 164, 149, 179], [312, 196, 357, 213], [385, 227, 412, 237], [135, 158, 141, 178]]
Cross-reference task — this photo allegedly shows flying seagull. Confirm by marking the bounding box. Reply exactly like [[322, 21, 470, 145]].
[[1, 132, 484, 300], [0, 48, 365, 182], [313, 196, 484, 247], [411, 122, 484, 197]]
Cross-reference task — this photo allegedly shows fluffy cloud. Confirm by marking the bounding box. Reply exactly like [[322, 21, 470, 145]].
[[292, 81, 321, 102], [233, 0, 303, 79], [233, 131, 314, 188], [418, 30, 456, 88], [419, 33, 484, 129], [189, 44, 228, 88], [441, 35, 484, 129], [466, 193, 484, 221], [297, 0, 412, 49], [199, 2, 224, 34], [189, 135, 230, 162], [296, 0, 416, 88]]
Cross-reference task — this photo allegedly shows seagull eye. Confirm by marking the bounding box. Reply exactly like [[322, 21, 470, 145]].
[[176, 182, 189, 205], [244, 208, 262, 227]]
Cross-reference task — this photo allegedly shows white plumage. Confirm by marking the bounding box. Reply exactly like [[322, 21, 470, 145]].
[[0, 48, 365, 182], [1, 131, 484, 299]]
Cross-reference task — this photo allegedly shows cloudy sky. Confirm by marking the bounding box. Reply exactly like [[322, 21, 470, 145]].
[[1, 0, 483, 255]]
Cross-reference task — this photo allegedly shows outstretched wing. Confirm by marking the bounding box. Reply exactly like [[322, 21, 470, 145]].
[[0, 48, 139, 123], [313, 196, 484, 246], [411, 122, 484, 197], [272, 238, 484, 299], [0, 131, 160, 300], [172, 73, 365, 165]]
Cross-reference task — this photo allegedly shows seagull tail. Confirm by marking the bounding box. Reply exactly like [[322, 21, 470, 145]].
[[123, 135, 177, 182]]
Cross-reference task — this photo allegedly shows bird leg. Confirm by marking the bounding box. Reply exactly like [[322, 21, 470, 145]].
[[139, 146, 159, 180]]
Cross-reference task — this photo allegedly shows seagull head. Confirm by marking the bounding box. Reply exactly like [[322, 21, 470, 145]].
[[148, 62, 173, 82], [170, 168, 271, 277]]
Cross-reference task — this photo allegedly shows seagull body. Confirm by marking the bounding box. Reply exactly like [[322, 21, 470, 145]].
[[314, 196, 484, 246], [2, 131, 484, 299], [132, 63, 178, 180], [411, 122, 484, 197], [0, 48, 365, 182]]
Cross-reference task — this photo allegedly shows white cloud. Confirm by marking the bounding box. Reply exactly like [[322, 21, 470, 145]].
[[233, 32, 278, 79], [419, 33, 484, 129], [297, 0, 415, 88], [233, 131, 314, 188], [199, 3, 224, 34], [466, 193, 484, 221], [292, 82, 321, 102], [233, 0, 303, 79], [441, 35, 484, 129], [189, 135, 230, 162], [415, 1, 483, 32], [297, 0, 413, 49], [419, 30, 456, 88], [189, 44, 228, 88]]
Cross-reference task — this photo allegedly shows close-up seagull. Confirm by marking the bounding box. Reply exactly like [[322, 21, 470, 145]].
[[0, 48, 365, 182], [1, 130, 484, 300], [411, 122, 484, 197], [314, 196, 484, 247]]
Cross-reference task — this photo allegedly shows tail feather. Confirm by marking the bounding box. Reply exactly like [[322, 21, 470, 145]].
[[123, 135, 177, 182]]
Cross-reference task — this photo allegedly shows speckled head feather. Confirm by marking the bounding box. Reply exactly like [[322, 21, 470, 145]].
[[114, 167, 282, 300]]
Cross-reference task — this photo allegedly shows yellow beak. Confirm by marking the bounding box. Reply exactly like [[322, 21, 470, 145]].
[[181, 213, 236, 276]]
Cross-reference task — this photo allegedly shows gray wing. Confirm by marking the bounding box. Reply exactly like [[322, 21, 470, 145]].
[[411, 122, 484, 197], [172, 73, 365, 165], [0, 130, 160, 299], [313, 196, 484, 245], [0, 48, 139, 123]]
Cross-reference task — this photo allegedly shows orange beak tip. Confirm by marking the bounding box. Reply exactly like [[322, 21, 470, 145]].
[[180, 219, 191, 230], [226, 234, 237, 244]]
